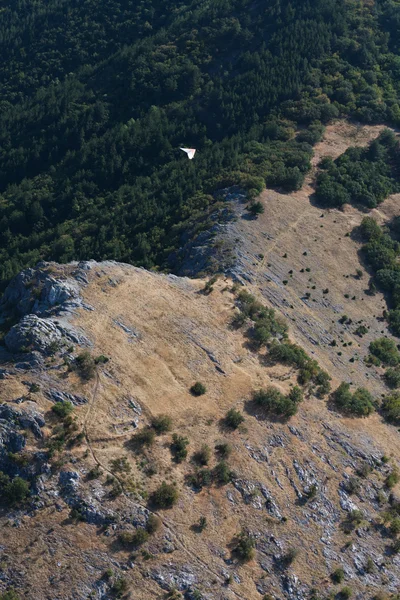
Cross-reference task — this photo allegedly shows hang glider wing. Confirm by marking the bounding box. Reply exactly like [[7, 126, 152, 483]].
[[180, 147, 196, 160]]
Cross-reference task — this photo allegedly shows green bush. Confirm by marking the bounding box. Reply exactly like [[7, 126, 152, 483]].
[[384, 368, 400, 389], [111, 577, 129, 598], [213, 461, 232, 485], [247, 201, 264, 217], [187, 468, 212, 489], [0, 474, 30, 506], [369, 338, 400, 366], [269, 340, 309, 369], [0, 591, 20, 600], [119, 527, 149, 547], [253, 385, 302, 418], [170, 434, 189, 462], [87, 465, 102, 480], [190, 382, 206, 396], [151, 482, 179, 509], [385, 468, 400, 489], [215, 442, 232, 458], [281, 547, 299, 567], [151, 414, 172, 434], [51, 401, 74, 419], [331, 382, 375, 417], [131, 427, 155, 449], [146, 514, 162, 534], [225, 408, 244, 430], [389, 517, 400, 536], [339, 587, 352, 600], [193, 444, 211, 466], [73, 351, 96, 380], [331, 567, 345, 583], [233, 530, 255, 562], [382, 392, 400, 424], [359, 217, 383, 241]]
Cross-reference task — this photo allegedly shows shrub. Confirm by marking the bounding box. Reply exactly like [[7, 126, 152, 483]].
[[73, 351, 96, 380], [166, 590, 183, 600], [288, 386, 304, 404], [131, 427, 155, 449], [215, 442, 232, 458], [369, 338, 400, 366], [281, 547, 299, 567], [213, 461, 232, 485], [354, 325, 368, 337], [225, 408, 244, 430], [356, 462, 372, 478], [87, 465, 102, 480], [332, 383, 375, 417], [331, 567, 345, 584], [339, 587, 352, 600], [193, 444, 211, 466], [359, 217, 382, 241], [389, 517, 400, 536], [119, 527, 149, 547], [253, 386, 301, 418], [343, 476, 360, 495], [0, 591, 20, 600], [247, 201, 264, 216], [151, 482, 179, 509], [382, 392, 400, 424], [314, 369, 331, 397], [233, 530, 255, 562], [1, 475, 30, 506], [269, 340, 309, 369], [151, 414, 172, 434], [384, 368, 400, 389], [170, 434, 189, 463], [111, 577, 128, 598], [146, 514, 162, 534], [197, 516, 207, 532], [95, 354, 109, 364], [386, 468, 400, 489], [342, 509, 364, 532], [51, 401, 74, 419], [187, 468, 212, 489], [190, 382, 206, 396], [392, 538, 400, 554]]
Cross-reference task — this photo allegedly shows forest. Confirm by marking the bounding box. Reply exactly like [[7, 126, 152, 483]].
[[1, 0, 400, 287], [315, 130, 400, 209]]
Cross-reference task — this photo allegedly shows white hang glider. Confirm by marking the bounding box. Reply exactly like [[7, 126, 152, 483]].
[[180, 147, 196, 160]]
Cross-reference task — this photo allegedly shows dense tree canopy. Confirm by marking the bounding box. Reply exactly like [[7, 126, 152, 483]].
[[1, 0, 400, 287], [315, 130, 400, 209]]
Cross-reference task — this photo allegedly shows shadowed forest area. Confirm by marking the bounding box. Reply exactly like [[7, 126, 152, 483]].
[[1, 0, 400, 287]]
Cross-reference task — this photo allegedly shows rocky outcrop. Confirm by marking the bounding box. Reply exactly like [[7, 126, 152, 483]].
[[0, 262, 93, 359], [168, 204, 237, 277], [0, 403, 46, 480], [5, 315, 64, 354], [0, 261, 93, 322], [46, 389, 88, 406], [58, 470, 117, 525]]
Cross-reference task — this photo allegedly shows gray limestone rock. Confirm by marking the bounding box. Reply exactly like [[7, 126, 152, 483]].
[[5, 315, 64, 354], [46, 389, 88, 406]]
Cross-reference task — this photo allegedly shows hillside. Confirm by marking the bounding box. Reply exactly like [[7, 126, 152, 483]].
[[2, 1, 400, 599], [0, 254, 399, 600]]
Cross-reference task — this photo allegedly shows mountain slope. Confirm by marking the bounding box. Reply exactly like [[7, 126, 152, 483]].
[[0, 259, 399, 600]]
